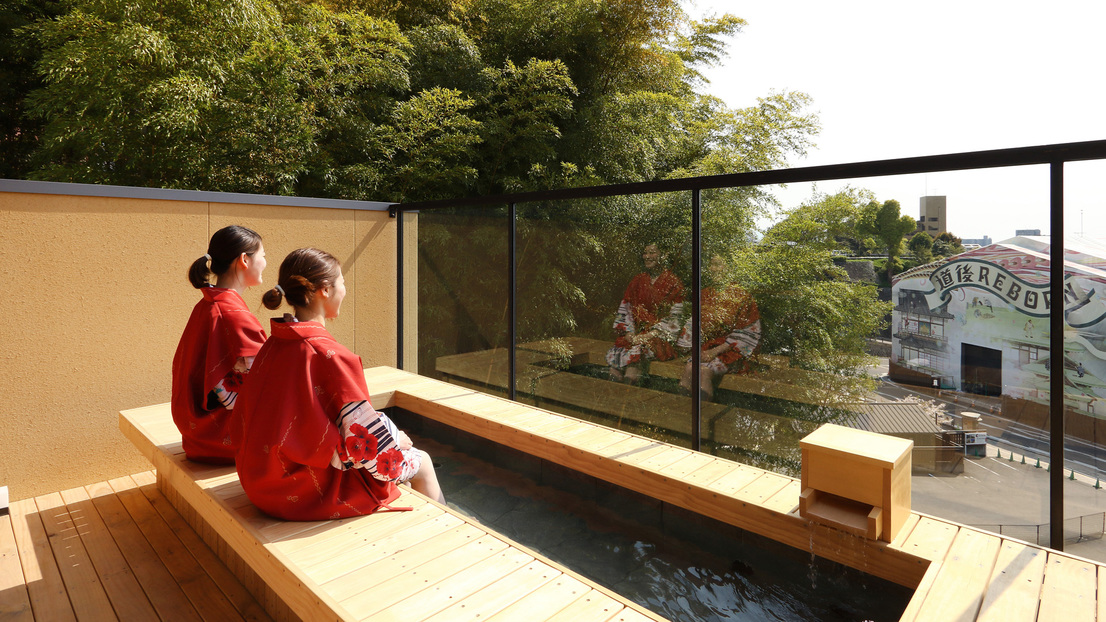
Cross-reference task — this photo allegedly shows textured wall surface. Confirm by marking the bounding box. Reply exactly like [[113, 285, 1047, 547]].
[[0, 185, 405, 500]]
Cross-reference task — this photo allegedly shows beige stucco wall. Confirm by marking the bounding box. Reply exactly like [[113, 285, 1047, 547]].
[[0, 185, 414, 501]]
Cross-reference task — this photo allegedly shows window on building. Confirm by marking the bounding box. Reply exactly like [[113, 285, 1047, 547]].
[[1014, 343, 1042, 366], [901, 346, 940, 371]]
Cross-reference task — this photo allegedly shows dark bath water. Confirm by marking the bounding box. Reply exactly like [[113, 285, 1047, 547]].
[[405, 427, 912, 622]]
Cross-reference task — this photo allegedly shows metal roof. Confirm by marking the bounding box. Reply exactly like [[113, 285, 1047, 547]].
[[838, 400, 942, 435]]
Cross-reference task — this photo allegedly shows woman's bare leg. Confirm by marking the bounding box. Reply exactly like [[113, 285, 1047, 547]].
[[679, 360, 694, 394], [623, 364, 642, 385], [700, 367, 724, 401], [410, 450, 445, 503]]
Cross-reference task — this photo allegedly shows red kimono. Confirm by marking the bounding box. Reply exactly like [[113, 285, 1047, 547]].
[[171, 287, 266, 463], [678, 284, 762, 373], [607, 269, 685, 368], [233, 319, 401, 521]]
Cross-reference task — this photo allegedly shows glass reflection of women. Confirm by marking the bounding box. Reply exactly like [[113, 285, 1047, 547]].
[[607, 243, 685, 385], [678, 255, 761, 401]]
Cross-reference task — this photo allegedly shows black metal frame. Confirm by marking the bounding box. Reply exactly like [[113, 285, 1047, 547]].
[[1050, 162, 1065, 549], [391, 138, 1106, 551]]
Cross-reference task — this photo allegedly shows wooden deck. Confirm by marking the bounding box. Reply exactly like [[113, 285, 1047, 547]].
[[6, 479, 1103, 622], [7, 365, 1106, 620], [1, 471, 272, 622], [3, 469, 657, 622], [118, 399, 664, 622]]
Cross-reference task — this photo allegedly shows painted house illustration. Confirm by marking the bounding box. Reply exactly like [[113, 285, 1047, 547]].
[[890, 236, 1106, 420]]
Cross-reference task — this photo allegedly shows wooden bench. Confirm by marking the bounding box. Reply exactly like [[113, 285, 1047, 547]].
[[123, 365, 962, 622], [118, 365, 1106, 622], [120, 388, 665, 621]]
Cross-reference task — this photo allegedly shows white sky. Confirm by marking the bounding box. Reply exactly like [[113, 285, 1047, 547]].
[[690, 0, 1106, 242]]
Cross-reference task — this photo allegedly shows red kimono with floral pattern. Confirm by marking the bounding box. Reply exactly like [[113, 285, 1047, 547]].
[[606, 269, 685, 369], [233, 319, 401, 521], [171, 287, 266, 464], [678, 284, 762, 373]]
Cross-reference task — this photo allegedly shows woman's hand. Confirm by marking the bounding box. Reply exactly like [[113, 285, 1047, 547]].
[[702, 343, 730, 362], [397, 430, 413, 450]]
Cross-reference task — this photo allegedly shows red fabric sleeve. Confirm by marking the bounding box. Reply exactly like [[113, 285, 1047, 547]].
[[317, 347, 372, 416], [202, 306, 265, 397]]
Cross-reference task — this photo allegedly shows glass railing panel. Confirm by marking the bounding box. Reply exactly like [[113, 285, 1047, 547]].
[[698, 167, 1060, 544], [415, 205, 509, 392], [695, 184, 805, 475], [409, 156, 1106, 555], [1060, 160, 1106, 549], [513, 193, 694, 449]]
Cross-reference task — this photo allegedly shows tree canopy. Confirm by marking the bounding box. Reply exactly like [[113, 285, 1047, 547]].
[[5, 0, 818, 203], [743, 189, 890, 373], [908, 231, 934, 263], [932, 231, 966, 258], [858, 199, 917, 282], [1, 0, 906, 381]]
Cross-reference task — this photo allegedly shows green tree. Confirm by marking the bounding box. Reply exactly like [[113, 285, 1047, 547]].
[[0, 0, 60, 179], [17, 0, 817, 202], [471, 58, 577, 194], [25, 0, 293, 188], [932, 231, 965, 258], [736, 189, 890, 376], [730, 235, 887, 378], [858, 199, 918, 283], [20, 0, 491, 199], [764, 188, 873, 252], [908, 232, 934, 263]]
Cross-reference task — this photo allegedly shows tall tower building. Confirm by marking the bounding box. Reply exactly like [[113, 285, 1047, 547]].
[[919, 196, 947, 235]]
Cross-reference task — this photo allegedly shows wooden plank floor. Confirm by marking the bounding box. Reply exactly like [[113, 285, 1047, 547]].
[[8, 469, 1106, 621], [1, 472, 272, 622], [888, 513, 1106, 622]]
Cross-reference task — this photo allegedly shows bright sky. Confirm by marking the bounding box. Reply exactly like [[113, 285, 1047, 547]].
[[690, 0, 1106, 242]]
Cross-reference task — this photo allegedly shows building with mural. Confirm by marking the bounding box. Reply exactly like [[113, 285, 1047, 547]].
[[890, 236, 1106, 430]]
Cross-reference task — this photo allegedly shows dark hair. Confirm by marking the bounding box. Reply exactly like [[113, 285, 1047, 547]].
[[188, 225, 263, 289], [262, 248, 342, 310]]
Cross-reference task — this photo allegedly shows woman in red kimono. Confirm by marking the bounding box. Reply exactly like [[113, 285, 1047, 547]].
[[678, 255, 761, 401], [607, 243, 685, 384], [234, 248, 444, 520], [172, 225, 268, 463]]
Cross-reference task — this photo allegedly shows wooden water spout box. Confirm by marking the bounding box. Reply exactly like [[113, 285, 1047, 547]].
[[799, 424, 912, 542]]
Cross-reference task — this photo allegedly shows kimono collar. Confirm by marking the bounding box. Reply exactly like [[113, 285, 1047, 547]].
[[269, 317, 329, 340], [201, 287, 246, 306]]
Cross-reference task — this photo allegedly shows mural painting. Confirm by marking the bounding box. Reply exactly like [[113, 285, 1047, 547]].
[[891, 236, 1106, 418]]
